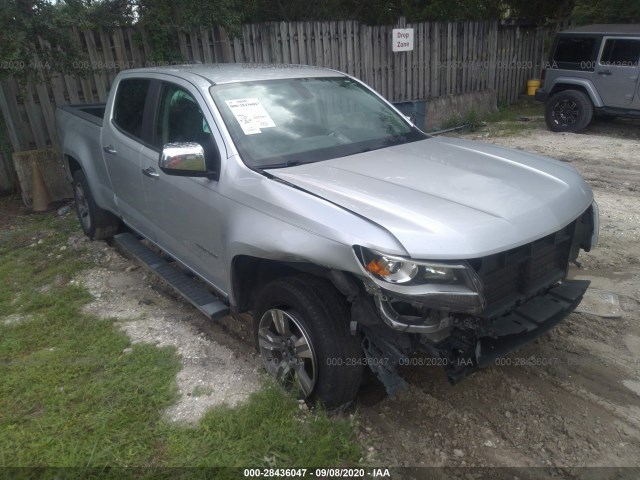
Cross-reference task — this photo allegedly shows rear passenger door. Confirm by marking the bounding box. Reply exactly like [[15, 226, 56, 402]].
[[102, 77, 156, 238], [596, 37, 640, 107], [139, 78, 228, 293]]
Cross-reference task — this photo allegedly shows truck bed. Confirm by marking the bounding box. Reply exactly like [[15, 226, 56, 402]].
[[58, 104, 106, 127]]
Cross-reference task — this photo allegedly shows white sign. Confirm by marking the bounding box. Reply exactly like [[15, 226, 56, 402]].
[[225, 98, 276, 135], [392, 28, 414, 52]]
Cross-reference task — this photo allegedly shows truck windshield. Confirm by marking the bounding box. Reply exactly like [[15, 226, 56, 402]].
[[210, 77, 426, 169]]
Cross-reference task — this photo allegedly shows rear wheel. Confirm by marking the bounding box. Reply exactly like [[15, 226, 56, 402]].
[[545, 90, 593, 133], [73, 170, 120, 240], [254, 274, 363, 410]]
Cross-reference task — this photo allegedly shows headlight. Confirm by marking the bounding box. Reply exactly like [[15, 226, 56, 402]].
[[354, 246, 485, 313], [362, 254, 418, 284], [355, 246, 477, 288]]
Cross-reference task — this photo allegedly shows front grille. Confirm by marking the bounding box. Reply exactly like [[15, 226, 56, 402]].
[[473, 221, 576, 317]]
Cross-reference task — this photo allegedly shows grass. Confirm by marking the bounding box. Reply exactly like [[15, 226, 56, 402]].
[[439, 98, 545, 137], [440, 109, 483, 131], [0, 205, 362, 474], [479, 99, 544, 137]]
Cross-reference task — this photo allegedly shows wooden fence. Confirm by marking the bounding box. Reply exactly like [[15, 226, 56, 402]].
[[0, 19, 547, 154]]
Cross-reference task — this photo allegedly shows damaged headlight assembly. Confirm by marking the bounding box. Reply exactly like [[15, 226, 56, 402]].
[[354, 246, 486, 315]]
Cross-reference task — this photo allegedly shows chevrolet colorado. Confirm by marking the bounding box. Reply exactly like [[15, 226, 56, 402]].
[[56, 64, 599, 409]]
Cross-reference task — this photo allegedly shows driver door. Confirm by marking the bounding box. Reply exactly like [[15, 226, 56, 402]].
[[139, 79, 227, 293]]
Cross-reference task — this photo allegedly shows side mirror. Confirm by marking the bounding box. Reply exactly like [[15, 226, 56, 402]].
[[159, 142, 217, 179]]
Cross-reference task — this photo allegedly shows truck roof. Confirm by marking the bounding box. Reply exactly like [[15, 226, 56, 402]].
[[124, 63, 344, 85], [561, 24, 640, 35]]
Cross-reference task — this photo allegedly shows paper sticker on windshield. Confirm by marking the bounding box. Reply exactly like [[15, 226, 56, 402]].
[[225, 98, 276, 135]]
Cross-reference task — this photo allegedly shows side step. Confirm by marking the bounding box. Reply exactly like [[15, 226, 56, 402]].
[[113, 232, 230, 321]]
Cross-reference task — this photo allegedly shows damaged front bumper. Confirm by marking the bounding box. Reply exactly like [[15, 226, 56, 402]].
[[445, 279, 590, 383], [360, 279, 589, 395], [354, 205, 597, 393]]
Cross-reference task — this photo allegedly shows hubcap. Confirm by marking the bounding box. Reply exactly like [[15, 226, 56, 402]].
[[75, 183, 91, 231], [258, 309, 317, 398], [552, 99, 579, 127]]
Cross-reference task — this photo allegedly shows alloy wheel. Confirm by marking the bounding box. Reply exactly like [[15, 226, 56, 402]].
[[75, 182, 91, 231], [552, 99, 579, 127], [258, 308, 317, 397]]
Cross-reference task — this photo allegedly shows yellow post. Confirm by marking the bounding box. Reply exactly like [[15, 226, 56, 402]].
[[527, 79, 541, 96]]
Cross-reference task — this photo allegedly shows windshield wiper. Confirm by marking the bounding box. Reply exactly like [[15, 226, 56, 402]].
[[259, 160, 303, 170]]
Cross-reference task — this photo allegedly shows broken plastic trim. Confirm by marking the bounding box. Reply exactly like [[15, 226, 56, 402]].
[[446, 279, 590, 383]]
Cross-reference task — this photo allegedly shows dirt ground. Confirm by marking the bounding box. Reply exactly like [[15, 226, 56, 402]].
[[16, 113, 639, 475], [65, 238, 263, 423], [352, 115, 640, 477]]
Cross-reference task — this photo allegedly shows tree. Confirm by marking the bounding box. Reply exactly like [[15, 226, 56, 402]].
[[503, 0, 574, 22], [136, 0, 243, 61], [0, 0, 83, 81], [572, 0, 640, 24]]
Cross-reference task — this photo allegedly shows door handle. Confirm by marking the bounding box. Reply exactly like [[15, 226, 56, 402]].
[[597, 70, 612, 76], [103, 145, 117, 155], [142, 167, 159, 179]]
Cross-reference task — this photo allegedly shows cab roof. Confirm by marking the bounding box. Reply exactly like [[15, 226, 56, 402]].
[[124, 63, 344, 85], [561, 24, 640, 35]]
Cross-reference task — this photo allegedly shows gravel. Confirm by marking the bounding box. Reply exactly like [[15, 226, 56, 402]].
[[74, 241, 262, 424]]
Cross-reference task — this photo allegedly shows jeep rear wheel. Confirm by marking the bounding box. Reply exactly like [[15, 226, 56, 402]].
[[254, 274, 363, 410], [545, 90, 593, 133]]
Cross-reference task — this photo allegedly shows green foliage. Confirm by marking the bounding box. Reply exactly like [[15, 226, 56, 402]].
[[402, 0, 504, 22], [55, 0, 136, 30], [503, 0, 574, 22], [133, 0, 245, 61], [572, 0, 640, 24], [243, 0, 505, 24], [439, 109, 482, 132], [0, 0, 84, 82]]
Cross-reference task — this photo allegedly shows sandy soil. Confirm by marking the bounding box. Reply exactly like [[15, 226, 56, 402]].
[[53, 114, 640, 473]]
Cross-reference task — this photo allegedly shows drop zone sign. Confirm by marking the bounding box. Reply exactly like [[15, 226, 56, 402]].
[[392, 28, 414, 52]]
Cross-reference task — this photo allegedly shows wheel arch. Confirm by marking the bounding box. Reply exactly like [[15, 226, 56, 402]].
[[230, 255, 361, 313], [65, 154, 83, 181], [548, 79, 603, 107], [230, 256, 328, 312]]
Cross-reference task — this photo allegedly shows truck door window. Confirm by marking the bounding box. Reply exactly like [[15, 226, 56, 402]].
[[113, 79, 150, 140], [154, 84, 219, 169], [600, 38, 640, 67]]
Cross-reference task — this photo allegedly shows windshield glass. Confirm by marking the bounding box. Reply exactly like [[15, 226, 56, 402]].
[[210, 77, 426, 169]]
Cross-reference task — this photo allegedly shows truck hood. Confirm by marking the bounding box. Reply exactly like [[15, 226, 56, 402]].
[[269, 136, 593, 259]]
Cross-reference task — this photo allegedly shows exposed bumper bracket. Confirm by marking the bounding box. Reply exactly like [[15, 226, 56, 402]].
[[446, 279, 590, 383]]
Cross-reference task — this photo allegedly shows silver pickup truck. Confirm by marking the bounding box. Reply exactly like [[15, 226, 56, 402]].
[[56, 64, 599, 409]]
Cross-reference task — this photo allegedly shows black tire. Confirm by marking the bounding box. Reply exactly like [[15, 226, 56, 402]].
[[254, 274, 363, 410], [544, 90, 593, 133], [72, 170, 120, 240]]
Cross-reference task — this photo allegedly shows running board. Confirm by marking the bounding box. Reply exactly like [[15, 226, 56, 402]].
[[113, 232, 230, 321]]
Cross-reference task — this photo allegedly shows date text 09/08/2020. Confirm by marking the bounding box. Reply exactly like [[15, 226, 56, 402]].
[[243, 468, 392, 478]]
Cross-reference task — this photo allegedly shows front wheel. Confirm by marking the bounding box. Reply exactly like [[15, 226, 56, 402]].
[[254, 274, 363, 410], [544, 90, 593, 133], [73, 170, 120, 240]]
